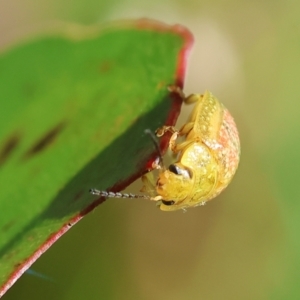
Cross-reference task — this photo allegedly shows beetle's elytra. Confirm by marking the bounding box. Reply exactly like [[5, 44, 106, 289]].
[[90, 86, 240, 212]]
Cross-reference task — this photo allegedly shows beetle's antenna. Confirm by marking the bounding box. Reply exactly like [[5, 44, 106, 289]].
[[89, 189, 151, 199], [90, 129, 164, 201], [144, 129, 165, 169]]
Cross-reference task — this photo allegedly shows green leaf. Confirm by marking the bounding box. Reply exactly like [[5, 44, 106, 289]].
[[0, 19, 193, 296]]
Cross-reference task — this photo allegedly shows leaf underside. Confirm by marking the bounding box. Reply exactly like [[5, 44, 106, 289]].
[[0, 19, 193, 295]]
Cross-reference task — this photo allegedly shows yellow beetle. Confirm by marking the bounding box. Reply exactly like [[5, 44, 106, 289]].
[[90, 86, 240, 211]]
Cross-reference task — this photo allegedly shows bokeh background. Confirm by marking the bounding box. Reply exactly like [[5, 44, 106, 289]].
[[2, 0, 299, 299]]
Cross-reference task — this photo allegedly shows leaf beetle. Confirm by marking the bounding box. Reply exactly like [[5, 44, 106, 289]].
[[91, 86, 240, 211]]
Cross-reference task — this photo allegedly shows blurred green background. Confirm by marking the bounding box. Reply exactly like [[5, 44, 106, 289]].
[[1, 0, 299, 299]]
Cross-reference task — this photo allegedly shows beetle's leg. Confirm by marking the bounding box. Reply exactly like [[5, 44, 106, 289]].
[[168, 131, 179, 152], [151, 195, 163, 201], [141, 173, 164, 201], [178, 122, 194, 135], [168, 85, 204, 105], [156, 122, 195, 153], [155, 126, 179, 154], [156, 122, 193, 138], [155, 125, 177, 137], [141, 172, 156, 196], [168, 85, 186, 98], [170, 139, 194, 153], [166, 122, 194, 153], [184, 93, 204, 104]]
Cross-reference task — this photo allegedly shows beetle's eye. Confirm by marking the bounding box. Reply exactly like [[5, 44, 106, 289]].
[[162, 200, 175, 206], [168, 164, 182, 175], [168, 164, 193, 178]]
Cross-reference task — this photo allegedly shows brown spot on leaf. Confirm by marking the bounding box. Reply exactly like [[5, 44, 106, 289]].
[[72, 190, 84, 203], [1, 220, 16, 232], [14, 262, 22, 268], [99, 61, 113, 73], [22, 122, 66, 160], [0, 133, 21, 167]]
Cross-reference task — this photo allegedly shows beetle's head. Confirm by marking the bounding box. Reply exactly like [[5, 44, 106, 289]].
[[156, 163, 194, 207]]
